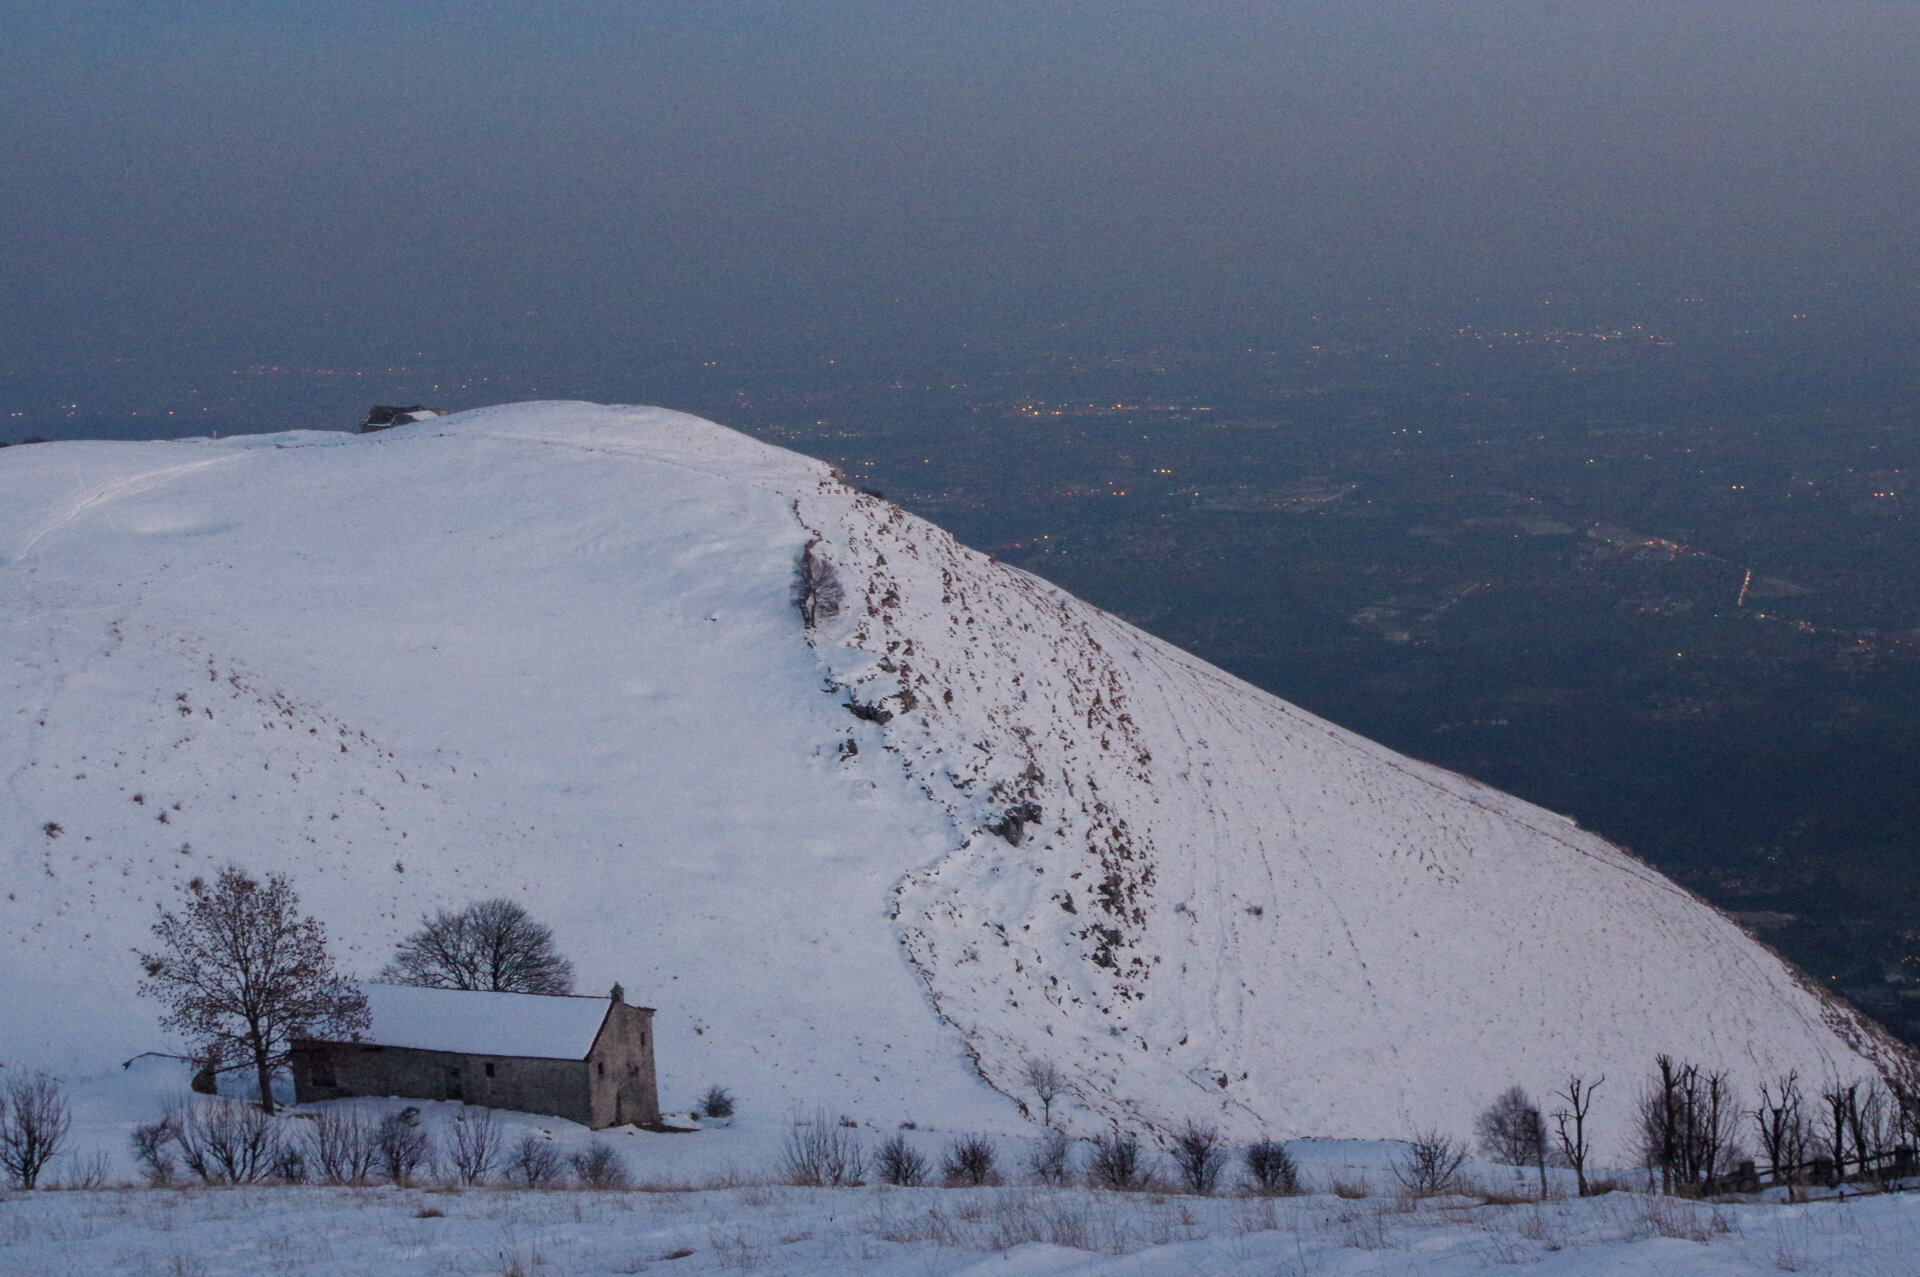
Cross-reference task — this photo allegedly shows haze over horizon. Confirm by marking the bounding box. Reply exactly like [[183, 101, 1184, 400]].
[[5, 1, 1919, 438]]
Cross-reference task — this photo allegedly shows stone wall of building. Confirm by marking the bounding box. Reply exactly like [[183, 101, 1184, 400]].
[[291, 1042, 594, 1127], [586, 1002, 660, 1127]]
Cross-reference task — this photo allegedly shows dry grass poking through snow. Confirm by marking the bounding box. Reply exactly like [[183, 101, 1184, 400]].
[[1, 1181, 1919, 1275]]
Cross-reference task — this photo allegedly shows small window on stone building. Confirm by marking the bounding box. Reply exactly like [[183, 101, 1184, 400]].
[[597, 1061, 606, 1077], [484, 1062, 495, 1078]]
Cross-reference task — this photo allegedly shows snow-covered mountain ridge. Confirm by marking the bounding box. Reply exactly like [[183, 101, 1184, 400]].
[[1, 402, 1909, 1158]]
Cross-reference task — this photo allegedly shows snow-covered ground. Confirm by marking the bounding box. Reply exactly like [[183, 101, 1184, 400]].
[[16, 1076, 1920, 1274], [5, 1133, 1919, 1277], [2, 401, 1912, 1177]]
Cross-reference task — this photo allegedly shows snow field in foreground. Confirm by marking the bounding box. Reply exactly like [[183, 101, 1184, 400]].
[[4, 1174, 1920, 1276], [17, 1078, 1920, 1277]]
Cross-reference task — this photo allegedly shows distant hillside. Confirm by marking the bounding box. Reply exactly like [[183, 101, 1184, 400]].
[[1, 402, 1909, 1158]]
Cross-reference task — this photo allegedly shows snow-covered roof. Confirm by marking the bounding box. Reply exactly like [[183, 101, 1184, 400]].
[[336, 983, 617, 1060]]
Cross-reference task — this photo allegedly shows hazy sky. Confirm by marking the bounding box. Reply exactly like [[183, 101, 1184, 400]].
[[4, 1, 1918, 426]]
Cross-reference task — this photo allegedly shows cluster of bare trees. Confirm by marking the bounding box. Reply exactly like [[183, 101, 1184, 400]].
[[128, 1098, 626, 1189], [1473, 1077, 1604, 1196], [1470, 1059, 1918, 1200], [1636, 1055, 1746, 1194], [1745, 1071, 1920, 1196], [1636, 1057, 1920, 1195]]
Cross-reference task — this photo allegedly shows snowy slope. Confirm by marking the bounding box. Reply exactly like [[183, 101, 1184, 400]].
[[0, 402, 1909, 1159]]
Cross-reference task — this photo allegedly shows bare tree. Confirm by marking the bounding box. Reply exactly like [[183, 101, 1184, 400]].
[[1020, 1057, 1068, 1128], [130, 1118, 178, 1186], [781, 1110, 866, 1186], [1753, 1071, 1810, 1195], [186, 1098, 282, 1185], [942, 1134, 999, 1186], [0, 1073, 71, 1189], [381, 897, 574, 995], [1392, 1130, 1469, 1197], [569, 1141, 630, 1189], [376, 1111, 433, 1186], [1244, 1141, 1301, 1196], [1169, 1119, 1227, 1195], [1476, 1085, 1548, 1195], [1638, 1056, 1740, 1193], [446, 1108, 502, 1185], [137, 867, 367, 1115], [304, 1109, 379, 1185], [1552, 1074, 1602, 1197], [876, 1132, 929, 1186], [1026, 1128, 1073, 1185], [793, 539, 844, 629], [1850, 1083, 1901, 1183], [1818, 1079, 1858, 1185], [1087, 1125, 1147, 1189]]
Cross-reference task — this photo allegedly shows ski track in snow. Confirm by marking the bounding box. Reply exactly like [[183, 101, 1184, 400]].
[[0, 402, 1911, 1169]]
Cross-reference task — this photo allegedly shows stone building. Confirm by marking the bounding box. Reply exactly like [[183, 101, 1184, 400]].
[[290, 983, 659, 1129]]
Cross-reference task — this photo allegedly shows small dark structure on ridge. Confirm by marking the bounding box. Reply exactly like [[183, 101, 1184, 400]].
[[290, 982, 658, 1129], [360, 405, 447, 433]]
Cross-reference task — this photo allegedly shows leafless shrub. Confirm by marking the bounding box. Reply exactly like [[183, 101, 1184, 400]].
[[1020, 1058, 1067, 1127], [131, 1118, 178, 1186], [1229, 1195, 1281, 1236], [508, 1132, 564, 1189], [1474, 1182, 1534, 1206], [780, 1110, 864, 1186], [1390, 1130, 1468, 1197], [570, 1141, 630, 1190], [1087, 1126, 1146, 1189], [165, 1097, 280, 1185], [1516, 1207, 1560, 1245], [270, 1141, 308, 1184], [1331, 1175, 1372, 1199], [0, 1072, 72, 1189], [376, 1111, 433, 1186], [1335, 1200, 1393, 1249], [708, 1221, 768, 1270], [51, 1150, 110, 1190], [446, 1109, 502, 1185], [1638, 1194, 1712, 1241], [305, 1109, 379, 1184], [1244, 1140, 1300, 1196], [701, 1085, 735, 1119], [942, 1134, 998, 1187], [1025, 1128, 1073, 1185], [1168, 1120, 1226, 1195], [875, 1133, 928, 1186]]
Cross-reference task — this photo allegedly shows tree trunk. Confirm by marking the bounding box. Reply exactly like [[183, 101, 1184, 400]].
[[252, 1035, 277, 1115]]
